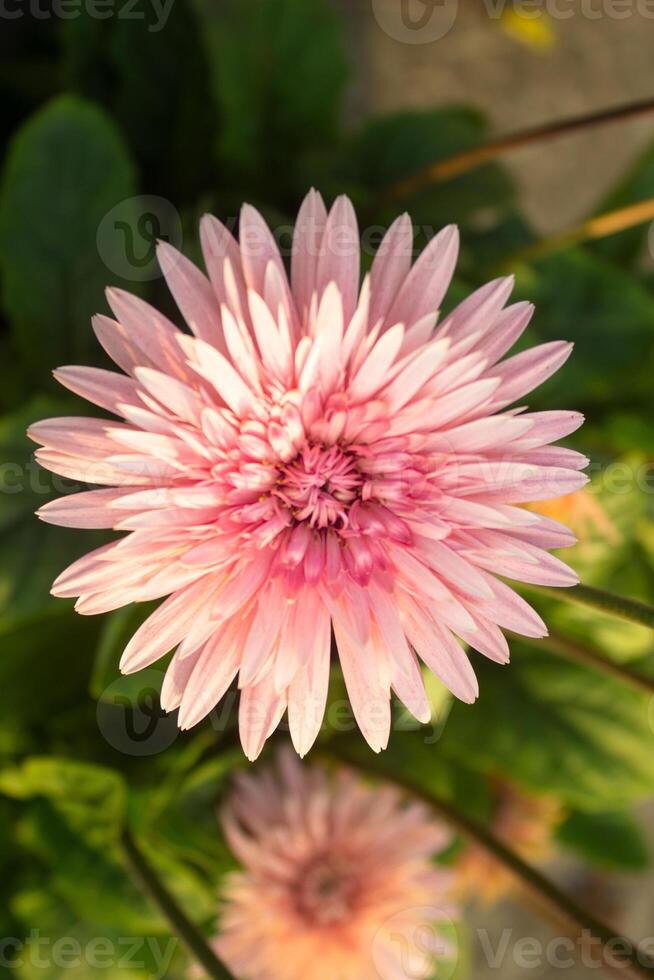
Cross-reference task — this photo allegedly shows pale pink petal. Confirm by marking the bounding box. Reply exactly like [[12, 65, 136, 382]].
[[33, 197, 585, 759], [178, 623, 242, 729], [53, 366, 140, 416], [368, 212, 413, 328], [157, 241, 224, 350], [36, 488, 141, 528], [315, 195, 359, 324], [119, 576, 216, 673], [287, 600, 331, 757], [291, 188, 328, 323], [199, 213, 244, 309], [387, 225, 459, 328]]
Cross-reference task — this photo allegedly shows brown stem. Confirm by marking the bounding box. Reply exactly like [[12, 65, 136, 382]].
[[323, 745, 654, 980], [385, 97, 654, 201], [501, 196, 654, 266]]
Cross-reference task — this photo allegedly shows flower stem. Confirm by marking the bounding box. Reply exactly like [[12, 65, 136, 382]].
[[120, 828, 235, 980], [530, 583, 654, 630], [324, 745, 654, 980], [526, 631, 654, 697], [384, 97, 654, 201], [503, 196, 654, 266]]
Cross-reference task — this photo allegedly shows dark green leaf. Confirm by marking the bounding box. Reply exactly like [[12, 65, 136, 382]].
[[327, 728, 493, 825], [436, 644, 654, 811], [588, 140, 654, 267], [556, 809, 650, 871], [91, 604, 157, 701], [340, 108, 515, 233], [191, 0, 348, 194], [0, 609, 100, 730], [0, 398, 105, 621], [0, 95, 137, 376], [60, 4, 217, 203], [514, 249, 654, 412]]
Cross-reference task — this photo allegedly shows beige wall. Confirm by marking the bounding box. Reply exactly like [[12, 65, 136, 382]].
[[340, 0, 654, 232]]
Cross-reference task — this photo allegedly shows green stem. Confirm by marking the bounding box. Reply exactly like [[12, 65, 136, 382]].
[[523, 631, 654, 697], [121, 828, 235, 980], [531, 583, 654, 630], [323, 746, 654, 980]]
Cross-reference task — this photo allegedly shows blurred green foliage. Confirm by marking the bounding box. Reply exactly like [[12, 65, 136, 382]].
[[1, 2, 654, 977]]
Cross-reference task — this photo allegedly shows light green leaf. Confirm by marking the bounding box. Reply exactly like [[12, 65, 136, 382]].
[[15, 798, 163, 935], [0, 757, 126, 847]]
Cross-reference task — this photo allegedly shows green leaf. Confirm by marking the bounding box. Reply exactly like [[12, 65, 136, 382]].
[[0, 95, 137, 377], [91, 603, 157, 701], [190, 0, 348, 191], [531, 452, 654, 664], [0, 400, 106, 735], [327, 728, 493, 825], [604, 413, 654, 456], [0, 398, 105, 621], [436, 644, 654, 811], [12, 912, 182, 980], [130, 742, 243, 882], [556, 809, 650, 871], [513, 248, 654, 412], [340, 108, 515, 232], [15, 798, 162, 935], [588, 139, 654, 267], [0, 609, 101, 731], [0, 757, 126, 848], [59, 4, 217, 204]]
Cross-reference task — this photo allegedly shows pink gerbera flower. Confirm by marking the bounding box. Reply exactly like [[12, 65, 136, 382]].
[[29, 190, 587, 759], [207, 751, 456, 980]]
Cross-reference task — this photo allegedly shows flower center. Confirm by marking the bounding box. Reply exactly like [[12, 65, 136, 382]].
[[273, 444, 363, 529], [295, 857, 359, 927]]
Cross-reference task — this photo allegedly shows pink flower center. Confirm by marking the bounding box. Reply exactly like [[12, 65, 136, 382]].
[[273, 444, 363, 529], [294, 856, 360, 927]]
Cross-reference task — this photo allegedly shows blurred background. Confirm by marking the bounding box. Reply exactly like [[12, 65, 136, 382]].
[[2, 1, 654, 978]]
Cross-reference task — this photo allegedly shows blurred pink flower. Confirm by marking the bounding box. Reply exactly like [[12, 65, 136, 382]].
[[209, 751, 456, 980], [30, 190, 587, 759]]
